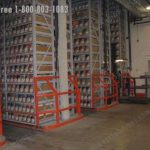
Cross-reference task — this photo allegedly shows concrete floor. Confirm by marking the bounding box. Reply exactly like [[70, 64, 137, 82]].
[[2, 104, 150, 150]]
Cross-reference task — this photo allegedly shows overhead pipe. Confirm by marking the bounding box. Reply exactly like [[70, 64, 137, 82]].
[[115, 0, 142, 17]]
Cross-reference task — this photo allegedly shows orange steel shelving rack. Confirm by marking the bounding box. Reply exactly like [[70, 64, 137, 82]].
[[92, 73, 119, 111], [4, 75, 83, 132], [34, 75, 83, 131]]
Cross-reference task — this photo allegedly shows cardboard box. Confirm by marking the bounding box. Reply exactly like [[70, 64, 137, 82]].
[[92, 46, 99, 52], [36, 25, 51, 34], [36, 15, 51, 25], [38, 0, 50, 5], [37, 65, 53, 72], [36, 45, 52, 52], [36, 36, 52, 43], [36, 54, 52, 61]]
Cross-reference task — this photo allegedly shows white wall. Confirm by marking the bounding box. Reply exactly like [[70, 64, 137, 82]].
[[130, 22, 150, 77]]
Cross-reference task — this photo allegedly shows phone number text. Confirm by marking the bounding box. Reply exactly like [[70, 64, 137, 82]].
[[15, 5, 68, 14]]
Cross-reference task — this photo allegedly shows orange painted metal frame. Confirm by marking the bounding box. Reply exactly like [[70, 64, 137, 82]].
[[0, 81, 6, 147], [0, 140, 6, 148], [92, 73, 119, 111], [34, 75, 83, 131], [3, 76, 83, 132], [121, 73, 134, 96]]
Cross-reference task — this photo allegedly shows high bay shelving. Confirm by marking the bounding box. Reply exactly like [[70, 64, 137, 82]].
[[0, 0, 82, 128], [102, 0, 127, 74], [0, 0, 55, 126], [102, 0, 111, 71], [67, 0, 73, 75], [109, 0, 127, 73], [0, 1, 6, 145], [72, 0, 101, 108], [106, 0, 127, 73], [0, 0, 128, 125]]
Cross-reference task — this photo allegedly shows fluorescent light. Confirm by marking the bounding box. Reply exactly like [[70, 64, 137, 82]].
[[115, 58, 128, 63], [146, 6, 150, 10], [115, 59, 124, 63]]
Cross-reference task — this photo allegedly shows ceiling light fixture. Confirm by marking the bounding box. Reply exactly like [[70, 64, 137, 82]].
[[115, 59, 128, 63], [115, 59, 124, 63], [146, 6, 150, 10]]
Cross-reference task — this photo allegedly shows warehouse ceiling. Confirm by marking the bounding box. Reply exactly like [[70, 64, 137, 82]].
[[115, 0, 150, 17]]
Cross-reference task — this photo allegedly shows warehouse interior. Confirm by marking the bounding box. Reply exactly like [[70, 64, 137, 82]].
[[0, 0, 150, 149]]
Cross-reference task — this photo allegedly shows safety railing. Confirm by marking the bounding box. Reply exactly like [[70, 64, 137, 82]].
[[34, 75, 83, 131], [121, 73, 134, 97], [133, 76, 150, 98], [92, 73, 119, 111]]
